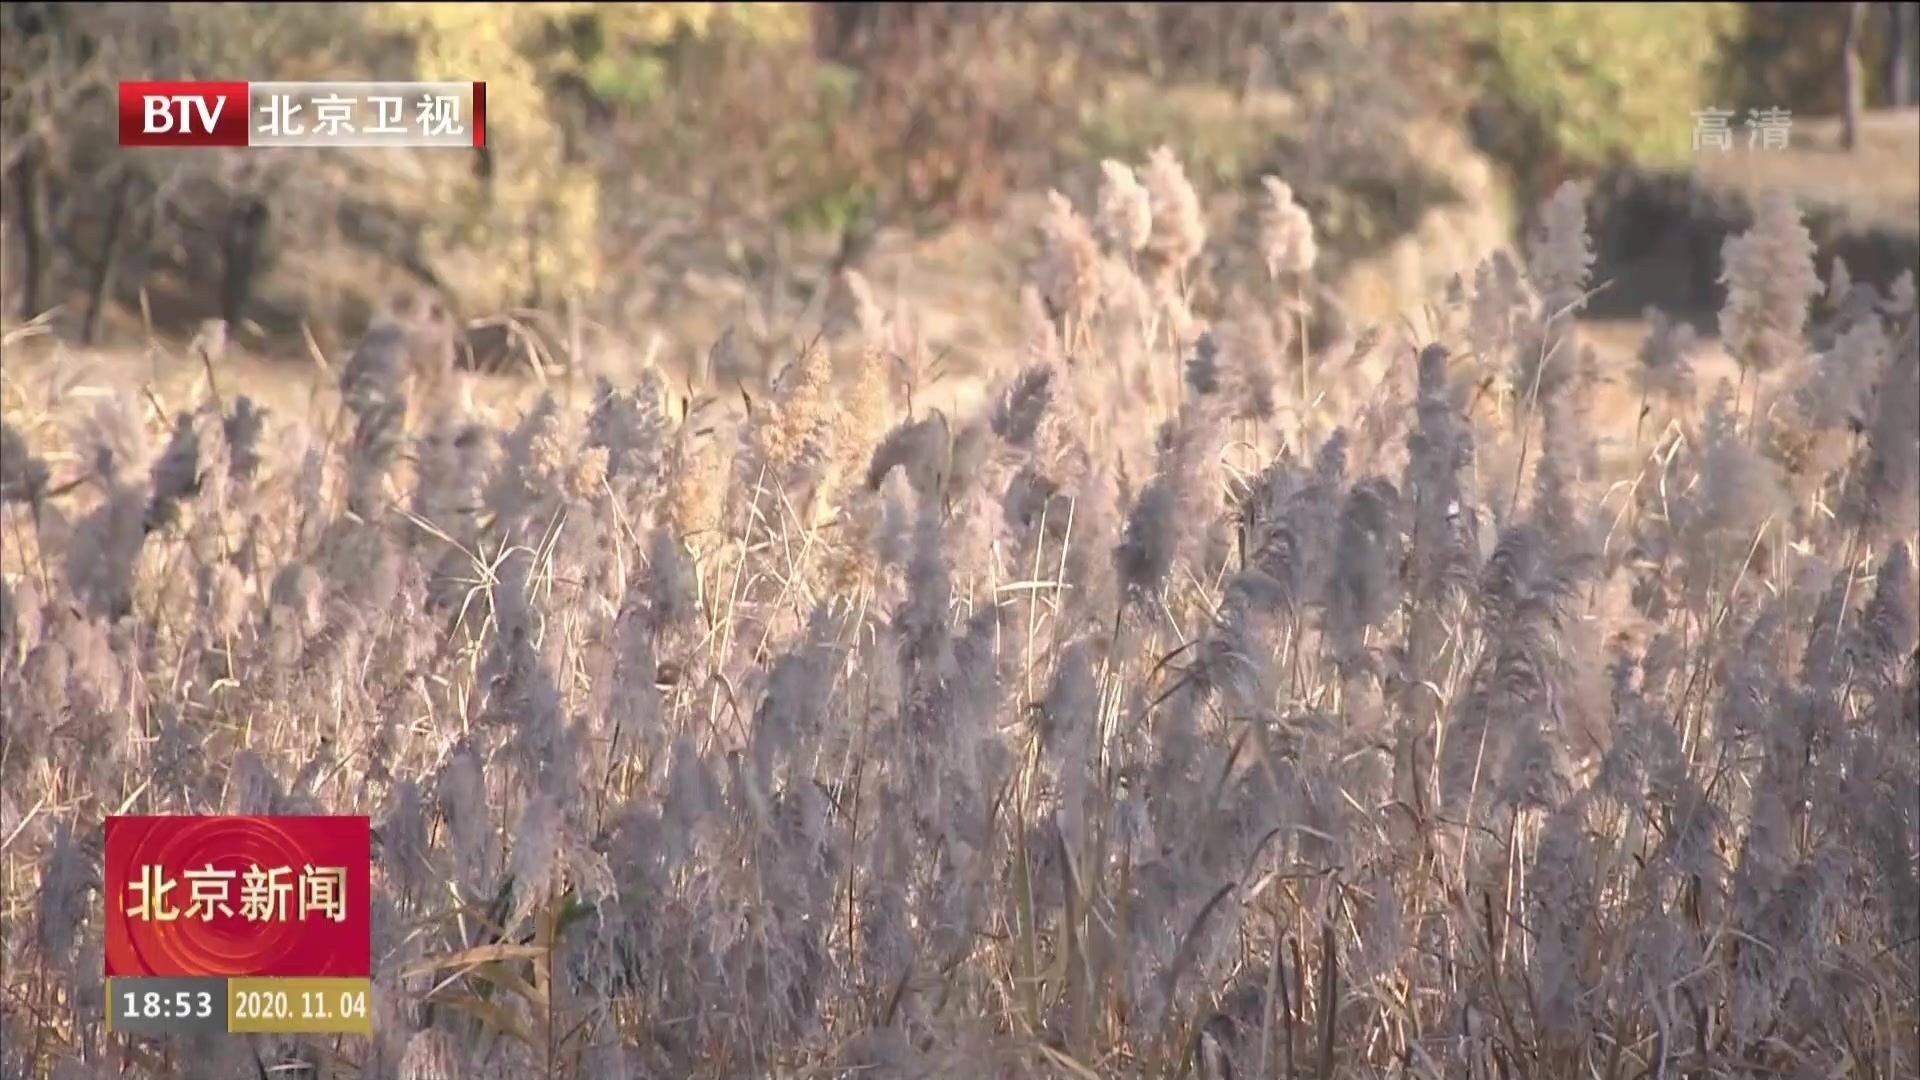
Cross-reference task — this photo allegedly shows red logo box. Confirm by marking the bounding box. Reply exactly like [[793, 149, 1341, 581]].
[[105, 815, 370, 977], [118, 81, 250, 148]]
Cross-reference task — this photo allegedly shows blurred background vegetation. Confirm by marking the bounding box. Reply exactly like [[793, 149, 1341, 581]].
[[2, 2, 1915, 371]]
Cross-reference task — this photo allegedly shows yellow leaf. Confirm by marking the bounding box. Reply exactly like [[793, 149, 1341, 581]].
[[402, 941, 549, 980], [426, 990, 540, 1048]]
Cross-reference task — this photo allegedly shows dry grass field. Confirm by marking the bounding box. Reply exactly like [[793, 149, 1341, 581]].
[[2, 142, 1917, 1080]]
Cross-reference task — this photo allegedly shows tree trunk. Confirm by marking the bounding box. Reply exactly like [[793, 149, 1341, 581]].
[[81, 169, 135, 345], [1889, 1, 1918, 109], [7, 148, 46, 319], [220, 197, 269, 330], [1842, 1, 1868, 151]]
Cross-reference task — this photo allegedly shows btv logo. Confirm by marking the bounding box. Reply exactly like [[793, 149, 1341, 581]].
[[119, 82, 249, 148], [145, 95, 225, 134]]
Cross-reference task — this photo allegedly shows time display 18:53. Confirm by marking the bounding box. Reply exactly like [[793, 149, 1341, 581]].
[[108, 977, 227, 1035]]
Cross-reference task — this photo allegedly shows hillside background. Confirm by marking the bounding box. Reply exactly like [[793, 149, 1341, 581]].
[[3, 2, 1916, 403]]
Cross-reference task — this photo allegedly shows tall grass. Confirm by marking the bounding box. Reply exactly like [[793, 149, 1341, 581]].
[[2, 153, 1916, 1080]]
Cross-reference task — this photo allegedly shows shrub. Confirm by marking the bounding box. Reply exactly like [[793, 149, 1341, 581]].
[[1468, 3, 1749, 174]]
